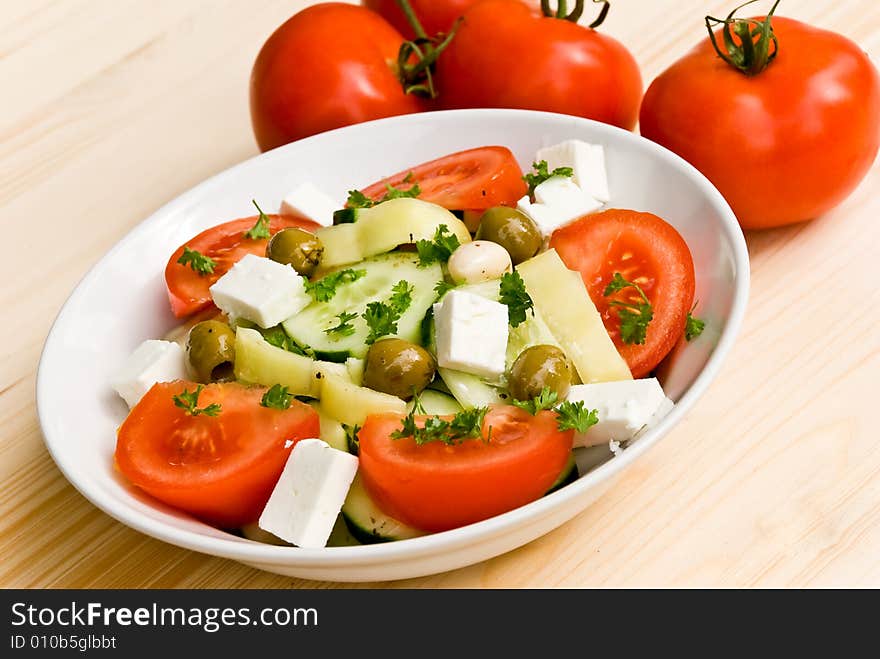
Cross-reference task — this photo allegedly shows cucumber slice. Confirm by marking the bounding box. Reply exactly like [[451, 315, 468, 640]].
[[316, 198, 471, 268], [283, 253, 443, 360], [407, 390, 462, 415], [326, 514, 362, 547], [310, 402, 349, 452], [332, 208, 360, 225], [547, 453, 578, 494], [320, 374, 406, 427], [341, 474, 425, 544], [506, 309, 565, 370], [438, 367, 506, 409]]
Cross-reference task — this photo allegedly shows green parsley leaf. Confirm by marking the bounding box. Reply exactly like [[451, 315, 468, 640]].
[[416, 224, 461, 267], [261, 325, 312, 357], [381, 180, 421, 201], [523, 160, 574, 198], [343, 424, 360, 456], [172, 385, 221, 417], [685, 305, 705, 342], [362, 280, 414, 345], [325, 311, 358, 338], [499, 271, 534, 328], [511, 387, 558, 415], [305, 268, 366, 303], [177, 246, 216, 276], [389, 280, 414, 311], [345, 190, 375, 209], [260, 384, 293, 410], [344, 173, 421, 211], [244, 200, 271, 239], [391, 406, 489, 446], [603, 272, 654, 345], [555, 400, 599, 434], [434, 280, 455, 301]]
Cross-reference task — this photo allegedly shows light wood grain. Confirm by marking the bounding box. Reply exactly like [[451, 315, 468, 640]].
[[1, 0, 878, 588]]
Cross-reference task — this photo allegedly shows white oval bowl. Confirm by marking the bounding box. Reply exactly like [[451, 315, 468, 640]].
[[37, 109, 749, 582]]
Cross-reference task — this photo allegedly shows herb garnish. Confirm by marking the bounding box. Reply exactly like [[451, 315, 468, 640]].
[[345, 172, 421, 209], [415, 224, 461, 267], [261, 325, 313, 357], [685, 304, 705, 342], [172, 385, 221, 417], [362, 280, 413, 345], [433, 280, 455, 301], [511, 387, 558, 415], [325, 311, 358, 338], [603, 272, 654, 345], [499, 271, 534, 327], [523, 160, 574, 198], [177, 247, 216, 276], [244, 200, 271, 239], [260, 384, 293, 410], [304, 268, 366, 303], [391, 400, 489, 446], [511, 386, 600, 434]]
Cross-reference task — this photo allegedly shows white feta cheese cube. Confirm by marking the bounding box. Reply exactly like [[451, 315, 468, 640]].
[[433, 289, 508, 379], [567, 378, 668, 448], [209, 253, 310, 328], [517, 176, 602, 237], [258, 439, 358, 548], [536, 139, 610, 202], [280, 182, 340, 227], [111, 340, 187, 408]]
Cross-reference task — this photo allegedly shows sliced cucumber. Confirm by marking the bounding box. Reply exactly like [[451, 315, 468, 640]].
[[320, 373, 406, 427], [310, 402, 349, 452], [326, 514, 362, 547], [547, 453, 578, 494], [283, 253, 443, 360], [506, 308, 566, 372], [407, 390, 462, 415], [341, 474, 425, 544], [332, 208, 361, 225], [316, 198, 471, 268], [438, 367, 506, 409]]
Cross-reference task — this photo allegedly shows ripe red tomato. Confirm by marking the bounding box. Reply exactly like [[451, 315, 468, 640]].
[[360, 146, 527, 210], [250, 3, 426, 151], [358, 406, 573, 532], [363, 0, 482, 38], [550, 210, 695, 378], [435, 0, 642, 130], [640, 14, 880, 229], [164, 214, 318, 319], [116, 381, 320, 527]]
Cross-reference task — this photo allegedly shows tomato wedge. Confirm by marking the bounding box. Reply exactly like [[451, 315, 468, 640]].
[[360, 146, 527, 210], [358, 406, 572, 532], [116, 381, 319, 527], [164, 214, 319, 318], [549, 209, 695, 378]]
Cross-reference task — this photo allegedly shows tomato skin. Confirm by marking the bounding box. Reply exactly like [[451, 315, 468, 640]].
[[250, 4, 426, 151], [358, 406, 573, 532], [640, 16, 880, 230], [550, 210, 695, 378], [435, 0, 642, 130], [115, 381, 320, 528], [164, 214, 318, 319], [363, 0, 482, 38], [360, 146, 527, 210]]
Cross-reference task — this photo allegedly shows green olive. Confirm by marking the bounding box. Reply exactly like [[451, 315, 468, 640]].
[[475, 207, 542, 265], [363, 339, 436, 400], [266, 228, 323, 277], [186, 320, 236, 383], [508, 345, 572, 402]]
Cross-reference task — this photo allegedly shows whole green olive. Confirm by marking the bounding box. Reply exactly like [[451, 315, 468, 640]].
[[186, 320, 236, 383], [266, 228, 323, 277], [508, 345, 572, 402], [475, 207, 543, 265], [363, 338, 436, 400]]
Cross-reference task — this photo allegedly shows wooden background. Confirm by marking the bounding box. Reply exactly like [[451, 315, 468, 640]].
[[2, 0, 878, 588]]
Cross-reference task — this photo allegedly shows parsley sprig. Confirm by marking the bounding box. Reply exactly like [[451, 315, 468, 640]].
[[363, 280, 414, 344], [325, 311, 358, 338], [172, 385, 221, 417], [177, 247, 216, 276], [523, 160, 574, 198], [260, 384, 293, 410], [603, 273, 654, 345], [416, 224, 461, 267], [391, 399, 489, 446], [345, 172, 421, 210], [499, 271, 534, 328], [244, 200, 271, 240], [304, 268, 366, 303], [511, 387, 558, 415], [261, 325, 313, 357], [685, 304, 705, 341], [512, 387, 600, 434]]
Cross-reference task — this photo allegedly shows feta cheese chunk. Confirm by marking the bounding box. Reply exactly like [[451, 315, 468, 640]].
[[536, 139, 610, 202], [258, 439, 358, 548], [433, 289, 509, 379], [209, 253, 309, 328], [567, 378, 668, 448], [280, 182, 340, 227], [517, 176, 603, 237], [111, 340, 186, 408]]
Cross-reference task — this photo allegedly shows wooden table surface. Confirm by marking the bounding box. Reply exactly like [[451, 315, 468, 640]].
[[2, 0, 878, 588]]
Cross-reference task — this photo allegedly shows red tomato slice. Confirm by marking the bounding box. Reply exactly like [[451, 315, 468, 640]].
[[359, 146, 527, 210], [164, 214, 319, 318], [358, 406, 572, 532], [115, 381, 319, 527], [549, 209, 695, 378]]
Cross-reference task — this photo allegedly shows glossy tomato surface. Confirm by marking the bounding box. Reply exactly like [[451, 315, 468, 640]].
[[435, 0, 642, 130], [164, 214, 318, 319], [550, 210, 695, 378], [250, 3, 426, 151], [115, 381, 320, 528], [358, 406, 573, 532], [363, 0, 482, 38], [640, 16, 880, 229]]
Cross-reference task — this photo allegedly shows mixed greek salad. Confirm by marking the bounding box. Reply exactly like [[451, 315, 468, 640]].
[[111, 140, 703, 547]]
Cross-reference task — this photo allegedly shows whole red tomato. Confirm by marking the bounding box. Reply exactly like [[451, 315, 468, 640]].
[[640, 9, 880, 229], [434, 0, 642, 130], [363, 0, 483, 38], [250, 3, 426, 151]]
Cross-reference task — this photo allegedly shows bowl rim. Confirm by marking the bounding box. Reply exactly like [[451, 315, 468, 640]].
[[36, 108, 750, 569]]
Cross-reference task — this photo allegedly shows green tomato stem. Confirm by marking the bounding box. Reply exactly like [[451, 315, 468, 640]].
[[705, 0, 781, 75], [540, 0, 608, 27]]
